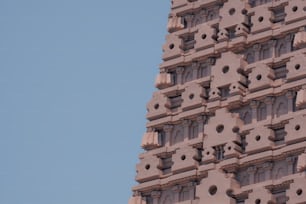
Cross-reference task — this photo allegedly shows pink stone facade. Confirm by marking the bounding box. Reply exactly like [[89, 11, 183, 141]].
[[130, 0, 306, 203]]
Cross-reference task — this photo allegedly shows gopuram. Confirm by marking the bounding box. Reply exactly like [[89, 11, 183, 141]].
[[129, 0, 306, 203]]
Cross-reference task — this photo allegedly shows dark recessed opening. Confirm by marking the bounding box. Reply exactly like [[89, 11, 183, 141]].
[[169, 44, 175, 49], [256, 74, 262, 80], [181, 155, 186, 160], [295, 125, 301, 131], [189, 93, 194, 100], [228, 146, 232, 150], [232, 126, 240, 133], [154, 104, 159, 110], [255, 135, 261, 141], [295, 64, 300, 70], [258, 16, 264, 22], [255, 199, 261, 204], [292, 6, 298, 12], [241, 9, 247, 15], [297, 189, 303, 196], [216, 124, 224, 133], [145, 164, 150, 170], [209, 185, 218, 195], [202, 34, 207, 39], [222, 66, 229, 73], [229, 8, 236, 15]]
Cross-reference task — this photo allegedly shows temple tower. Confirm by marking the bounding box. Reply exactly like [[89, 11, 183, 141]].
[[129, 0, 306, 203]]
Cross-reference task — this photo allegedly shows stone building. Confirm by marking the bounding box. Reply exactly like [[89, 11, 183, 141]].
[[129, 0, 306, 203]]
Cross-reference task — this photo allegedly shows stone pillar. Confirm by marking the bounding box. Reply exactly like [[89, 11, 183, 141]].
[[263, 162, 273, 180], [250, 100, 259, 123], [197, 115, 206, 138], [172, 185, 181, 203], [151, 191, 161, 204], [164, 125, 173, 146], [184, 14, 194, 29], [191, 61, 199, 80], [182, 120, 191, 142], [286, 156, 295, 175], [176, 67, 184, 85], [253, 44, 261, 61], [285, 34, 293, 53], [199, 9, 207, 24], [264, 96, 275, 120], [270, 39, 277, 59], [247, 166, 256, 184], [286, 91, 295, 113], [188, 182, 196, 200]]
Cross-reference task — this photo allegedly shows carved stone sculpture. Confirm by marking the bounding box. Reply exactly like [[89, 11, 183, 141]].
[[130, 0, 306, 203]]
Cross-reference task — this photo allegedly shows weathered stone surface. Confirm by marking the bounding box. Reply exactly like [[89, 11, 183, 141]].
[[130, 0, 306, 203]]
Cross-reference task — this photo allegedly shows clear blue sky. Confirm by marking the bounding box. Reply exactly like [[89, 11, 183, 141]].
[[0, 1, 169, 204]]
